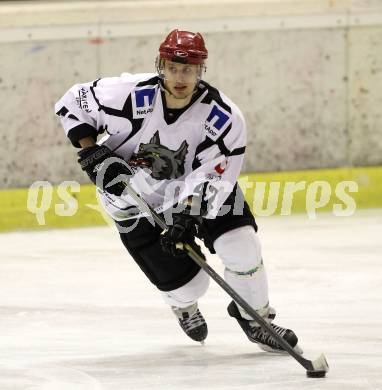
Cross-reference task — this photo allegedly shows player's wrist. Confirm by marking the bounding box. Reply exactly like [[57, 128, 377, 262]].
[[79, 136, 96, 148]]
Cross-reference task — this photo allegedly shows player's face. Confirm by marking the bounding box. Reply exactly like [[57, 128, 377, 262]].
[[163, 61, 199, 99]]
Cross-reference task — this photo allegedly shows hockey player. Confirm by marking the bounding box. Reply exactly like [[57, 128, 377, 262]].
[[55, 29, 302, 354]]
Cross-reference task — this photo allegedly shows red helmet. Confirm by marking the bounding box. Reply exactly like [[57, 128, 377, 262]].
[[159, 29, 208, 65]]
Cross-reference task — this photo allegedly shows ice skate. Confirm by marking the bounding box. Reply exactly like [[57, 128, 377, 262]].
[[227, 300, 303, 354], [172, 302, 208, 343]]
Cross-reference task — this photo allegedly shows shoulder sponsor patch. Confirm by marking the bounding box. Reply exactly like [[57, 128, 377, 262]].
[[204, 104, 231, 140], [132, 86, 156, 119], [76, 87, 92, 113]]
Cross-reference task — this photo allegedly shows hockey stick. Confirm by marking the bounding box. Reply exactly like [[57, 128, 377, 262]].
[[119, 179, 329, 377]]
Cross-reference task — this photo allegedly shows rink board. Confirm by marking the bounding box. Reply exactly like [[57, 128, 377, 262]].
[[0, 166, 381, 232]]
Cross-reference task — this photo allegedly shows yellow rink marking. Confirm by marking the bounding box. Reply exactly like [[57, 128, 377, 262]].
[[0, 166, 381, 232]]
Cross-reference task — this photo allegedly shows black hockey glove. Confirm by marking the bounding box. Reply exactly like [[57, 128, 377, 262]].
[[161, 211, 205, 257], [161, 213, 202, 257], [77, 144, 133, 196]]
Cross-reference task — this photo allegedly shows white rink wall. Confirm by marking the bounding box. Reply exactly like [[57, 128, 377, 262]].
[[1, 0, 382, 188]]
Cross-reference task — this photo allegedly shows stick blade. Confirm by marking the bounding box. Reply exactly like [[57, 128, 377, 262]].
[[306, 353, 329, 378]]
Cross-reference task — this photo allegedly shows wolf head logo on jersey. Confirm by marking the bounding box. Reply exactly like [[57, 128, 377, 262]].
[[130, 131, 188, 180]]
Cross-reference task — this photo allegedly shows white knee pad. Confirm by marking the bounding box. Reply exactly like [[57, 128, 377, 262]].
[[214, 226, 270, 317], [214, 225, 262, 273], [161, 269, 210, 308]]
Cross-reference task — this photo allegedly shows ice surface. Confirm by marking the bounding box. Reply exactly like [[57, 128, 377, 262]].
[[0, 209, 381, 389]]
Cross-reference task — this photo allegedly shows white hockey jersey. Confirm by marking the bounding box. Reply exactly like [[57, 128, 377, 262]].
[[55, 73, 247, 220]]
